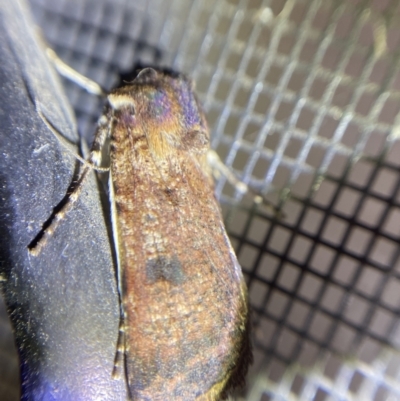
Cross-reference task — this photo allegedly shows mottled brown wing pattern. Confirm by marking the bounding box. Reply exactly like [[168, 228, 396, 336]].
[[106, 70, 252, 400], [27, 58, 252, 399]]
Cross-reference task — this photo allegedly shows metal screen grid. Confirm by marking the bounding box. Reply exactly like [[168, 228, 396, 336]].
[[194, 0, 400, 200], [248, 347, 400, 400], [1, 0, 400, 400]]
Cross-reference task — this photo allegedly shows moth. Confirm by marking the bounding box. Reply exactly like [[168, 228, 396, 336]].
[[30, 66, 252, 400]]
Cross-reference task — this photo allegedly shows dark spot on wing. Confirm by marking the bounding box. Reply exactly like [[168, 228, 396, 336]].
[[163, 187, 180, 206], [146, 255, 185, 285], [145, 213, 156, 222]]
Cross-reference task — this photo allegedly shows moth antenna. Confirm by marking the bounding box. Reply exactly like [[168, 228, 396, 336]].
[[28, 165, 91, 256], [36, 105, 109, 172], [112, 313, 132, 399], [112, 320, 126, 379], [29, 111, 111, 256]]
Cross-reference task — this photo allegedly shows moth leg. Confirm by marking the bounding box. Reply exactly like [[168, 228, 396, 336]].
[[207, 149, 264, 201], [46, 48, 106, 96], [28, 115, 110, 256], [207, 149, 283, 215]]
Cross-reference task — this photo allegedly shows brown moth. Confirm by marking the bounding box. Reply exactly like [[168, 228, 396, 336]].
[[31, 67, 252, 400]]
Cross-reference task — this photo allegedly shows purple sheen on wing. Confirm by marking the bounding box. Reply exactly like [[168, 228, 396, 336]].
[[173, 80, 202, 129]]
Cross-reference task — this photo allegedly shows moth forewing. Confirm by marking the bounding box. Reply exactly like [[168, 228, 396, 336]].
[[30, 65, 252, 400], [103, 69, 252, 400]]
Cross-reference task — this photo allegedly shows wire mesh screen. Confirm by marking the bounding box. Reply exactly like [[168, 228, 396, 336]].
[[1, 0, 400, 400]]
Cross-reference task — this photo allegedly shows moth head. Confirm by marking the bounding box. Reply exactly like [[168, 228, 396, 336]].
[[108, 69, 210, 156]]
